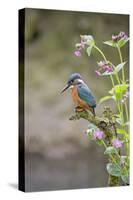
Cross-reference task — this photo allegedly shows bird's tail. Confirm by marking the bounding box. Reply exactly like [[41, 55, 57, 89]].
[[92, 107, 95, 116], [90, 107, 95, 116]]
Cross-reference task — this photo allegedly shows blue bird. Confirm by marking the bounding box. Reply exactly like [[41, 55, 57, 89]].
[[61, 73, 96, 115]]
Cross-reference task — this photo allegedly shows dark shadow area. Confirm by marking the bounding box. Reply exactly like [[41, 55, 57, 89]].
[[8, 183, 18, 190]]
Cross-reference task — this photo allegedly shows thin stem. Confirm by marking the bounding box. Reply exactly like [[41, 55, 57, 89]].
[[124, 101, 129, 122], [94, 45, 124, 129], [110, 75, 115, 87], [117, 45, 129, 156], [94, 45, 107, 61], [117, 45, 125, 82]]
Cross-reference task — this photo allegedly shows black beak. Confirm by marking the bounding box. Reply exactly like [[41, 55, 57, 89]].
[[60, 83, 70, 94]]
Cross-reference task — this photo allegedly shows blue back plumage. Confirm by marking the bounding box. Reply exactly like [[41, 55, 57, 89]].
[[77, 83, 96, 108]]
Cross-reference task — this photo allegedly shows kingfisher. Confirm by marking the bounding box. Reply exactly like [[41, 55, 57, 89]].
[[61, 73, 96, 115]]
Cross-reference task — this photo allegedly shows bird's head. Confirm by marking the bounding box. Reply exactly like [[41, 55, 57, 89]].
[[61, 73, 83, 93]]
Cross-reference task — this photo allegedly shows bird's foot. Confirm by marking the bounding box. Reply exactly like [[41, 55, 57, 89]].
[[75, 106, 85, 112]]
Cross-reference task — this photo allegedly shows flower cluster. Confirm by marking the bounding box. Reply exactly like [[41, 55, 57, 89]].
[[112, 138, 123, 148], [92, 129, 104, 140], [74, 35, 94, 57], [95, 60, 113, 76], [112, 31, 128, 42]]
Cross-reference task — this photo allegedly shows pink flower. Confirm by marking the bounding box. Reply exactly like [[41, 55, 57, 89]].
[[95, 70, 101, 76], [112, 138, 123, 148], [119, 31, 128, 39], [105, 66, 113, 73], [80, 40, 85, 48], [124, 90, 129, 98], [93, 129, 104, 140], [74, 50, 81, 57], [112, 32, 128, 42], [112, 35, 119, 41]]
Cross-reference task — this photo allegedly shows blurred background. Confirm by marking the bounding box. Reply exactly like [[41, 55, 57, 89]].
[[21, 8, 129, 191]]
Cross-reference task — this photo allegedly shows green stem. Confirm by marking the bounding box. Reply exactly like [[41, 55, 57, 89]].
[[94, 45, 124, 130], [94, 44, 128, 155], [117, 45, 129, 157], [117, 45, 125, 82], [124, 101, 129, 122], [94, 45, 107, 61], [110, 75, 115, 87]]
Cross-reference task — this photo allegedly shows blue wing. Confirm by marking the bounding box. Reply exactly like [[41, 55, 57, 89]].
[[77, 83, 96, 108]]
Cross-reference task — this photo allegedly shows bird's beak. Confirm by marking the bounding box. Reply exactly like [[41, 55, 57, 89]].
[[60, 83, 70, 94]]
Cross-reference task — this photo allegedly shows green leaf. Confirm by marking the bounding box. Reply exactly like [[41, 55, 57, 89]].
[[109, 88, 114, 95], [116, 117, 122, 125], [116, 128, 127, 135], [120, 156, 127, 164], [98, 95, 114, 105], [121, 174, 129, 184], [106, 163, 121, 177], [121, 164, 129, 184], [113, 62, 126, 74], [104, 146, 117, 155], [100, 71, 114, 76], [114, 84, 128, 101], [86, 45, 93, 56], [118, 38, 129, 48], [95, 139, 103, 146], [125, 121, 129, 126], [103, 40, 116, 47]]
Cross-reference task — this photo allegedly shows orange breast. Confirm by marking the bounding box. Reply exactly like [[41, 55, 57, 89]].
[[71, 86, 90, 109]]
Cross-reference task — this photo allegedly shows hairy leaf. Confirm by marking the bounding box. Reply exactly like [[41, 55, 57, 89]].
[[106, 163, 121, 177], [104, 146, 117, 155], [121, 174, 129, 184]]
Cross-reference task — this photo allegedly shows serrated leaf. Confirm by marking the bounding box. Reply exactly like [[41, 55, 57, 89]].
[[104, 146, 117, 155], [98, 95, 114, 105], [118, 38, 129, 48], [106, 163, 121, 177], [113, 62, 127, 74], [86, 45, 93, 56], [103, 40, 116, 47]]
